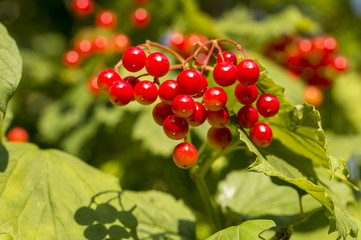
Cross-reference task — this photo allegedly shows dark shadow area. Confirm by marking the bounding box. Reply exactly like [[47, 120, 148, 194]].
[[0, 143, 9, 172], [74, 191, 138, 240]]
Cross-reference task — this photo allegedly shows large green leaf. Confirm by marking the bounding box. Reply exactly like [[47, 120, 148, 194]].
[[0, 142, 195, 239], [204, 219, 275, 240], [0, 23, 22, 137]]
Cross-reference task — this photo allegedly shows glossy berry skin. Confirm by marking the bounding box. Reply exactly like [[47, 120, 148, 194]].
[[122, 47, 147, 72], [62, 50, 81, 67], [202, 87, 227, 111], [71, 0, 93, 16], [145, 52, 169, 77], [97, 69, 122, 93], [207, 127, 232, 150], [163, 115, 189, 140], [152, 102, 173, 126], [213, 62, 237, 87], [177, 69, 202, 95], [187, 102, 207, 127], [256, 93, 280, 117], [108, 81, 134, 106], [96, 10, 117, 28], [134, 80, 158, 105], [159, 80, 180, 104], [7, 127, 29, 142], [194, 75, 208, 97], [123, 76, 140, 89], [236, 59, 260, 86], [171, 95, 195, 118], [131, 8, 151, 28], [216, 51, 237, 65], [87, 76, 101, 96], [237, 105, 259, 128], [173, 142, 198, 169], [207, 107, 229, 128], [249, 122, 273, 148], [234, 84, 258, 105]]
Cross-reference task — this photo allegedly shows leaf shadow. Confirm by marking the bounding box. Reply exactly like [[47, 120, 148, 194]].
[[0, 143, 9, 172], [74, 190, 138, 240]]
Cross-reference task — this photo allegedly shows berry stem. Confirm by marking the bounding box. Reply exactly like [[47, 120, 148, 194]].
[[139, 40, 186, 64], [114, 59, 122, 72], [182, 39, 214, 70], [200, 42, 215, 75], [217, 39, 248, 59]]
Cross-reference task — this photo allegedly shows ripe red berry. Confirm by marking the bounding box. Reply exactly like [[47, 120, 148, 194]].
[[207, 107, 229, 128], [187, 102, 207, 127], [202, 87, 227, 111], [87, 76, 101, 96], [171, 94, 195, 118], [93, 36, 108, 52], [256, 93, 280, 117], [173, 142, 198, 169], [163, 115, 189, 140], [108, 81, 134, 106], [75, 39, 93, 56], [207, 127, 232, 150], [145, 52, 170, 77], [123, 76, 140, 89], [331, 56, 348, 72], [97, 69, 122, 93], [133, 80, 158, 105], [236, 59, 260, 86], [113, 33, 131, 52], [71, 0, 93, 16], [131, 8, 151, 28], [62, 50, 81, 67], [122, 47, 147, 72], [152, 102, 173, 126], [7, 127, 29, 142], [168, 31, 185, 52], [177, 69, 202, 95], [159, 80, 180, 105], [216, 51, 237, 65], [237, 105, 259, 128], [249, 122, 273, 147], [194, 75, 208, 97], [96, 10, 117, 28], [234, 83, 258, 105], [213, 62, 237, 87]]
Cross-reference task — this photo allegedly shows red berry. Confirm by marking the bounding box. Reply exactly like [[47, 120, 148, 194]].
[[122, 47, 147, 72], [207, 107, 229, 128], [177, 69, 202, 95], [93, 36, 108, 52], [194, 75, 208, 97], [332, 56, 348, 72], [213, 62, 237, 87], [131, 8, 151, 28], [234, 83, 258, 105], [236, 105, 259, 128], [71, 0, 93, 16], [108, 81, 134, 106], [207, 127, 232, 150], [87, 76, 101, 96], [202, 87, 227, 111], [113, 33, 131, 52], [123, 76, 140, 89], [96, 10, 117, 28], [171, 94, 195, 118], [7, 127, 29, 142], [152, 102, 173, 126], [159, 80, 180, 105], [183, 33, 207, 57], [97, 69, 122, 93], [236, 59, 260, 86], [168, 31, 185, 52], [173, 142, 198, 169], [134, 80, 158, 105], [62, 50, 81, 67], [216, 51, 237, 65], [75, 39, 93, 56], [256, 94, 280, 117], [163, 115, 189, 140], [186, 102, 207, 127], [145, 52, 170, 77], [249, 122, 273, 147]]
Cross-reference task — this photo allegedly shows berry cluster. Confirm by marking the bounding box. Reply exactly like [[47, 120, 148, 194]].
[[264, 35, 348, 107], [96, 39, 280, 169], [64, 0, 151, 67]]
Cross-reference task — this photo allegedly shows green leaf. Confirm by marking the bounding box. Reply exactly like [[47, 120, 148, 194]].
[[0, 142, 196, 239], [204, 219, 275, 240], [0, 23, 22, 138]]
